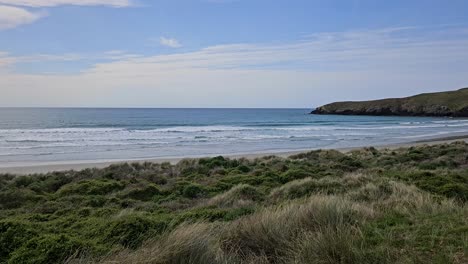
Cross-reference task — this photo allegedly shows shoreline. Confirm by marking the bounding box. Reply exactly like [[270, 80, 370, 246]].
[[1, 134, 468, 175]]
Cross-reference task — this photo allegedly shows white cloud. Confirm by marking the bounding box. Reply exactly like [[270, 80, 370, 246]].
[[0, 0, 134, 7], [0, 0, 133, 30], [159, 37, 182, 48], [1, 27, 468, 107], [0, 5, 44, 30]]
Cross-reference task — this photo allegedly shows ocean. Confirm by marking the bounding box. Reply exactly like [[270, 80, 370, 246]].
[[1, 108, 468, 167]]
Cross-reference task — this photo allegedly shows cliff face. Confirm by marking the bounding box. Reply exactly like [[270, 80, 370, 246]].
[[312, 88, 468, 117]]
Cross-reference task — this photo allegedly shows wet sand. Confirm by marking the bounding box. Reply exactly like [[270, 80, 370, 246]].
[[1, 134, 467, 175]]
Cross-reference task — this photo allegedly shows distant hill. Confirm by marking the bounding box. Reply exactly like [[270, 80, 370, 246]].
[[312, 88, 468, 117]]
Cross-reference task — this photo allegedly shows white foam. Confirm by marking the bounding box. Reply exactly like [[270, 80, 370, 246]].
[[1, 120, 468, 163]]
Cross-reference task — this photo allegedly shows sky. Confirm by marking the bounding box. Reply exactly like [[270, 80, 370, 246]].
[[0, 0, 468, 108]]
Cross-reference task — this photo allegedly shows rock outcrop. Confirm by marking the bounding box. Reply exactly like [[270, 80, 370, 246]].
[[312, 88, 468, 117]]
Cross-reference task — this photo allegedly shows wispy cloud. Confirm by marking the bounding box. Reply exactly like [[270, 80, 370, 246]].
[[1, 26, 468, 107], [0, 50, 143, 70], [159, 37, 182, 48], [0, 0, 134, 8], [0, 0, 134, 30], [0, 51, 17, 69], [0, 5, 45, 30], [99, 27, 468, 73]]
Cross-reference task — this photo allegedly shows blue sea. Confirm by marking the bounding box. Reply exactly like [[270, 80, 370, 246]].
[[1, 108, 468, 167]]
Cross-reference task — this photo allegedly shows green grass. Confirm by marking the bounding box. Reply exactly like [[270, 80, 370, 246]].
[[0, 142, 467, 263]]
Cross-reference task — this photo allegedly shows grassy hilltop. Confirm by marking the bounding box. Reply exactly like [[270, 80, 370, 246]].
[[0, 143, 467, 263], [312, 87, 468, 117]]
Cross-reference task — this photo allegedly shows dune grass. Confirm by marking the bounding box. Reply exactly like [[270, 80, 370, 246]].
[[0, 142, 467, 263]]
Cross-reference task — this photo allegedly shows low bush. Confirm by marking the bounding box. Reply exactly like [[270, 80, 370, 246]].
[[122, 184, 162, 201], [182, 183, 206, 198], [106, 215, 169, 249], [58, 179, 125, 196], [0, 221, 37, 262], [0, 142, 467, 263], [8, 234, 86, 264], [0, 188, 42, 209], [280, 168, 311, 183]]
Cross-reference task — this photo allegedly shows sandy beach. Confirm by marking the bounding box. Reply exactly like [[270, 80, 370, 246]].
[[1, 134, 467, 175]]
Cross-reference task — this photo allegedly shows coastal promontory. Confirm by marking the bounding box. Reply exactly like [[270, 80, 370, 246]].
[[312, 88, 468, 117]]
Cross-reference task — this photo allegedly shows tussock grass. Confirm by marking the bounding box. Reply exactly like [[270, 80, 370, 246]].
[[1, 142, 468, 263], [291, 226, 364, 264], [102, 223, 225, 264], [269, 177, 345, 201], [101, 196, 375, 264], [220, 195, 374, 262], [203, 184, 263, 208]]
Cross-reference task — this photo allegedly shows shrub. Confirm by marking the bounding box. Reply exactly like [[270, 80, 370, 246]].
[[334, 156, 364, 171], [280, 169, 311, 183], [0, 221, 36, 262], [100, 163, 137, 180], [13, 176, 35, 188], [8, 234, 86, 264], [33, 201, 62, 214], [106, 215, 169, 249], [237, 165, 251, 173], [58, 179, 125, 196], [220, 174, 273, 186], [86, 195, 108, 207], [182, 183, 206, 198], [0, 189, 41, 209], [29, 174, 73, 193], [145, 174, 168, 185], [0, 174, 15, 188], [123, 184, 162, 201], [290, 150, 320, 160], [199, 156, 229, 169]]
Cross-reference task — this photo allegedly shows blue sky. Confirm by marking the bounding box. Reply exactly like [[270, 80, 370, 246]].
[[0, 0, 468, 107]]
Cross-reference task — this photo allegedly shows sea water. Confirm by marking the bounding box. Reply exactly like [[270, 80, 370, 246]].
[[1, 108, 468, 167]]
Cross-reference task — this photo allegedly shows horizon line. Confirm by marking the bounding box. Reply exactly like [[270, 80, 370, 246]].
[[0, 106, 314, 110]]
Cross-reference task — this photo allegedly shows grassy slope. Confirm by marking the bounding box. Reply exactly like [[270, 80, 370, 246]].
[[314, 87, 468, 115], [0, 143, 467, 263], [405, 88, 468, 110]]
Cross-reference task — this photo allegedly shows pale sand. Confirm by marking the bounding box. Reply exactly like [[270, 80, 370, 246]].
[[1, 135, 467, 175]]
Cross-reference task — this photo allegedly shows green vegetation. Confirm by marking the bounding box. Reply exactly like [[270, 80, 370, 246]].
[[0, 142, 467, 263], [312, 87, 468, 116]]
